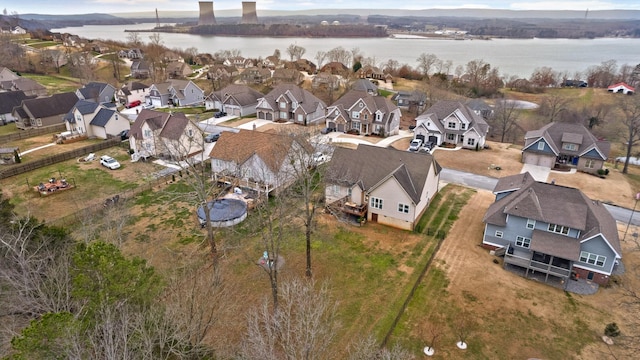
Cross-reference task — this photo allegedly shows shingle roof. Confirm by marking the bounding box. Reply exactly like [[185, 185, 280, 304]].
[[328, 89, 399, 126], [64, 100, 100, 122], [0, 91, 31, 114], [89, 108, 115, 127], [209, 129, 296, 174], [260, 84, 326, 114], [211, 84, 263, 107], [419, 100, 489, 137], [484, 172, 621, 256], [20, 92, 79, 119], [159, 112, 191, 141], [11, 78, 47, 92], [523, 122, 610, 159], [351, 79, 378, 92], [327, 144, 441, 204], [129, 109, 170, 139]]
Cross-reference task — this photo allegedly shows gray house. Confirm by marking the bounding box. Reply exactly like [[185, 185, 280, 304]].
[[13, 92, 79, 129], [0, 91, 34, 125], [482, 172, 621, 287], [255, 84, 326, 125], [75, 82, 116, 104], [325, 89, 401, 137], [147, 80, 204, 108], [414, 100, 489, 150], [325, 144, 441, 231], [204, 84, 263, 116], [522, 122, 610, 174]]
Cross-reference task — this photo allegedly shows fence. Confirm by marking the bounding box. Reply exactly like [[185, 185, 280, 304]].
[[0, 138, 121, 179], [0, 123, 66, 144]]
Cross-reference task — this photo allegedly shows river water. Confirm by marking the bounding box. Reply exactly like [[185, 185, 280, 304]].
[[52, 23, 640, 78]]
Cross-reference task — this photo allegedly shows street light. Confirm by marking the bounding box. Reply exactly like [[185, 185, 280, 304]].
[[623, 192, 640, 241]]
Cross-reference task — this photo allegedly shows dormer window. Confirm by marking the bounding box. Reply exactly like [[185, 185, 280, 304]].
[[280, 101, 286, 109], [563, 143, 578, 151], [461, 123, 467, 130], [448, 122, 456, 129]]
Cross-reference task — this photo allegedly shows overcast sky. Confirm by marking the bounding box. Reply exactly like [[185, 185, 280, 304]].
[[5, 0, 640, 15]]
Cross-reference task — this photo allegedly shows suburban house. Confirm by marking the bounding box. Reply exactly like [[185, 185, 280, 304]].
[[391, 90, 427, 114], [325, 144, 441, 230], [357, 65, 393, 83], [117, 81, 150, 107], [204, 84, 263, 116], [129, 109, 203, 160], [607, 82, 634, 95], [283, 59, 317, 74], [413, 100, 489, 150], [12, 92, 79, 129], [261, 55, 282, 69], [118, 48, 143, 60], [91, 42, 110, 54], [319, 62, 350, 77], [147, 80, 204, 108], [131, 60, 152, 79], [255, 84, 327, 125], [521, 122, 610, 174], [0, 91, 34, 125], [482, 172, 621, 286], [209, 129, 311, 194], [0, 67, 20, 82], [166, 61, 193, 79], [312, 72, 340, 90], [223, 56, 254, 69], [239, 66, 272, 85], [63, 100, 130, 139], [271, 68, 304, 85], [75, 82, 116, 104], [11, 26, 27, 35], [1, 78, 48, 97], [325, 89, 401, 136], [351, 79, 378, 95], [465, 99, 494, 119], [207, 65, 239, 82]]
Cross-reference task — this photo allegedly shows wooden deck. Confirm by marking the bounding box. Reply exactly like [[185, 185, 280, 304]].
[[504, 246, 571, 279]]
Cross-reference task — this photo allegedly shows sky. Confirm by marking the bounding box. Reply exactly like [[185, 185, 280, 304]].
[[3, 0, 640, 15]]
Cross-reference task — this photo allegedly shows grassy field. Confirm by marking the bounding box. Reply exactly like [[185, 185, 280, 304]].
[[21, 73, 82, 94]]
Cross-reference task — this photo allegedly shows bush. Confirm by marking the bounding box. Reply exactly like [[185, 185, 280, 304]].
[[597, 169, 607, 176], [604, 322, 620, 337]]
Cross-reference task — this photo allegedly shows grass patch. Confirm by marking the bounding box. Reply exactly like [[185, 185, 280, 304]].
[[21, 73, 82, 94], [0, 123, 17, 136]]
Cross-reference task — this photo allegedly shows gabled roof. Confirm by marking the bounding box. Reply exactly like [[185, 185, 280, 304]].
[[260, 84, 326, 114], [466, 99, 493, 112], [327, 144, 441, 204], [523, 122, 610, 159], [607, 82, 634, 91], [210, 84, 263, 107], [328, 89, 399, 125], [120, 81, 148, 96], [159, 112, 191, 141], [89, 108, 116, 127], [483, 172, 621, 256], [492, 171, 536, 194], [129, 109, 170, 139], [64, 99, 100, 122], [209, 129, 297, 174], [19, 92, 79, 119], [351, 79, 378, 92], [418, 100, 489, 137], [77, 82, 112, 101], [0, 91, 32, 114], [10, 78, 47, 93]]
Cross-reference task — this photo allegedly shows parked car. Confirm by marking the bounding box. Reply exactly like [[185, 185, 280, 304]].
[[204, 133, 220, 143], [125, 100, 141, 109], [409, 138, 423, 151], [100, 155, 121, 170], [119, 129, 129, 140], [312, 152, 328, 164], [142, 103, 154, 110], [214, 111, 227, 118], [320, 127, 336, 134], [422, 140, 435, 151]]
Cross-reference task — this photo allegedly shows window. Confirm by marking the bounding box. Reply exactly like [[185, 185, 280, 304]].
[[448, 122, 456, 129], [297, 114, 303, 122], [447, 134, 455, 141], [187, 129, 193, 137], [353, 122, 361, 131], [548, 223, 569, 235], [563, 143, 578, 151], [144, 129, 152, 137], [371, 197, 383, 210], [364, 114, 368, 120], [461, 123, 467, 130], [279, 111, 287, 119], [279, 101, 286, 109], [585, 159, 595, 168], [398, 203, 409, 213], [467, 138, 475, 146], [526, 219, 536, 229], [516, 236, 531, 248], [580, 251, 606, 267], [537, 142, 545, 150], [351, 111, 360, 119], [495, 231, 503, 238]]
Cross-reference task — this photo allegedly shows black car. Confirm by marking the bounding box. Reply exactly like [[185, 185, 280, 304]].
[[214, 111, 227, 118], [320, 127, 336, 134], [119, 129, 130, 140], [204, 133, 220, 143]]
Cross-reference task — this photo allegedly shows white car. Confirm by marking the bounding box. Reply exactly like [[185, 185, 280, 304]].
[[409, 138, 423, 151], [312, 152, 328, 164], [100, 155, 121, 170]]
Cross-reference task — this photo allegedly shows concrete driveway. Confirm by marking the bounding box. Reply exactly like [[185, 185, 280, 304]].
[[520, 163, 550, 182]]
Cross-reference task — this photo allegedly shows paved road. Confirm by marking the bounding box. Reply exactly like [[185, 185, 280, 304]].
[[440, 168, 640, 226]]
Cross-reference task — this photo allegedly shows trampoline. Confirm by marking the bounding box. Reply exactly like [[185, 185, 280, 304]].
[[197, 198, 247, 228]]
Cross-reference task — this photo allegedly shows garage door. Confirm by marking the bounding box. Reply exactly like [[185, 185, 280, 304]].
[[151, 98, 162, 107]]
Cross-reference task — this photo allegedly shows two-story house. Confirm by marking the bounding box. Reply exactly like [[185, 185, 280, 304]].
[[325, 89, 400, 137], [325, 144, 441, 231], [271, 68, 304, 85], [166, 61, 193, 79], [391, 90, 427, 114], [147, 80, 204, 108], [129, 109, 203, 161], [357, 65, 393, 83], [63, 100, 129, 139], [204, 84, 263, 116], [117, 81, 150, 107], [75, 82, 116, 104], [521, 122, 610, 174], [483, 172, 621, 286], [131, 60, 152, 79], [209, 129, 311, 195], [1, 78, 48, 97], [256, 84, 326, 125], [240, 66, 272, 85], [414, 100, 489, 150], [0, 91, 34, 125], [12, 92, 79, 129]]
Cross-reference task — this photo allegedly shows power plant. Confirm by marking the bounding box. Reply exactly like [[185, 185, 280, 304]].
[[241, 2, 258, 24], [197, 1, 258, 25], [198, 1, 216, 25]]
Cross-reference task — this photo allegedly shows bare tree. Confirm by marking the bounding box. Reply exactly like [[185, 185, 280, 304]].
[[617, 95, 640, 174], [538, 94, 570, 123], [326, 46, 351, 65], [347, 335, 414, 360], [314, 50, 327, 69], [241, 278, 339, 360], [416, 53, 439, 78], [286, 44, 306, 61], [127, 31, 142, 47]]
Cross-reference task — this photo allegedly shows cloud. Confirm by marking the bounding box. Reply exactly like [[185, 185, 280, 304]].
[[509, 1, 639, 11]]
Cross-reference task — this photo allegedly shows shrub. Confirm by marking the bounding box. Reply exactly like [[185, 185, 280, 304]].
[[604, 322, 620, 337]]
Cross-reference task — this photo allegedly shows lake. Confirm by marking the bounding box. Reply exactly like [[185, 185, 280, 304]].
[[52, 23, 640, 78]]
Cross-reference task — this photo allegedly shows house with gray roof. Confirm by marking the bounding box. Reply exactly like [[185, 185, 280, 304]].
[[147, 80, 204, 108], [256, 84, 326, 126], [1, 77, 47, 97], [414, 100, 489, 150], [131, 60, 151, 79], [63, 100, 129, 139], [325, 89, 401, 137], [129, 109, 203, 160], [204, 84, 263, 116], [483, 172, 621, 287], [0, 91, 35, 125], [166, 61, 193, 79], [325, 144, 441, 230], [0, 67, 20, 82], [75, 82, 116, 104], [12, 92, 79, 129], [522, 122, 610, 174], [117, 81, 150, 107], [391, 90, 427, 114], [351, 79, 378, 95]]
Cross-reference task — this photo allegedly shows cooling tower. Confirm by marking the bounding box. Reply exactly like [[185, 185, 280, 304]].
[[241, 1, 258, 24], [198, 1, 216, 25]]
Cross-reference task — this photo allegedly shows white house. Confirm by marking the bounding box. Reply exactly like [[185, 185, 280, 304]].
[[414, 100, 489, 150], [63, 100, 129, 139], [129, 109, 203, 160]]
